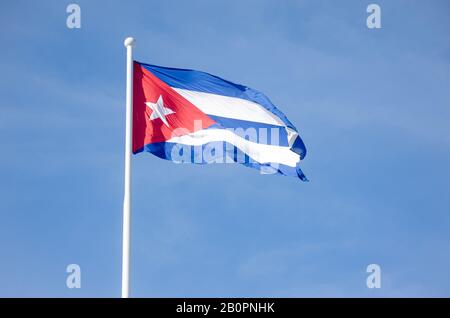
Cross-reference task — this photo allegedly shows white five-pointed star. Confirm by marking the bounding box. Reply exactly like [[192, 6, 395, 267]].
[[145, 95, 175, 127]]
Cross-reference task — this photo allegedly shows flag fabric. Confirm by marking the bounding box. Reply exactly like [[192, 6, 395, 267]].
[[132, 61, 308, 181]]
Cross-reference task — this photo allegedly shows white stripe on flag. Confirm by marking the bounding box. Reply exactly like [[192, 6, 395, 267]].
[[173, 88, 286, 127], [167, 128, 300, 167]]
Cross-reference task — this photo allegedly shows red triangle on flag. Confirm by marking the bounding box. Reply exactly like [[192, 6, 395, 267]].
[[132, 62, 216, 153]]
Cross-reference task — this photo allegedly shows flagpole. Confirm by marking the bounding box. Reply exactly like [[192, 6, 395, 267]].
[[122, 36, 135, 298]]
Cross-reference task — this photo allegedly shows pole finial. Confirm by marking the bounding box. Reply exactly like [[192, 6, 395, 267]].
[[124, 37, 135, 48]]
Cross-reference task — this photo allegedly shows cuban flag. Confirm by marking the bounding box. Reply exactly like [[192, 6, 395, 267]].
[[132, 61, 308, 181]]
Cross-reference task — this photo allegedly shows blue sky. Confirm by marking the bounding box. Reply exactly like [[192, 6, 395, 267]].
[[1, 0, 450, 297]]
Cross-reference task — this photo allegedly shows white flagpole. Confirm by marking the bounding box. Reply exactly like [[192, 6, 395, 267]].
[[122, 36, 135, 298]]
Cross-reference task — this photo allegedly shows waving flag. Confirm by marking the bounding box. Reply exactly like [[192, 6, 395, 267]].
[[132, 61, 308, 181]]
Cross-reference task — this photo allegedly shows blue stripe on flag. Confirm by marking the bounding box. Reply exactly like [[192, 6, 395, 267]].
[[207, 115, 289, 146], [207, 116, 307, 158], [134, 141, 308, 181]]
